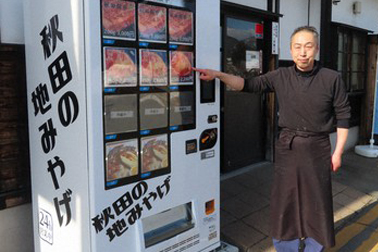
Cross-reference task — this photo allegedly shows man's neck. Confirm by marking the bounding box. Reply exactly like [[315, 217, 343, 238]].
[[296, 65, 314, 73], [295, 61, 318, 77]]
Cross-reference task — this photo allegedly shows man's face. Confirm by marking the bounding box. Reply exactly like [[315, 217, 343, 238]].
[[290, 31, 319, 72]]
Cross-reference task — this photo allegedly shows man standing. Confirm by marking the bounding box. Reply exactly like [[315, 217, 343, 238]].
[[194, 26, 350, 251]]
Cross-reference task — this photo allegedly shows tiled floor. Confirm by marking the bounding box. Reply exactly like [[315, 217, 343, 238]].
[[219, 151, 378, 252], [220, 162, 275, 251]]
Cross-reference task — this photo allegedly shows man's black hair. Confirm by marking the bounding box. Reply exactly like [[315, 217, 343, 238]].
[[290, 26, 319, 45]]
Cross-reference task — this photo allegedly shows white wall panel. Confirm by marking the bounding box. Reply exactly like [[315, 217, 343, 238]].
[[279, 0, 309, 60], [309, 0, 321, 38], [224, 0, 266, 11], [332, 0, 378, 33], [0, 0, 24, 44], [279, 0, 321, 61], [0, 204, 34, 252]]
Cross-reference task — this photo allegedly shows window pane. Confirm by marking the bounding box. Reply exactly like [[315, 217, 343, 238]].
[[351, 54, 357, 72], [352, 33, 365, 53], [351, 54, 365, 72], [350, 72, 364, 91], [350, 72, 358, 90], [345, 72, 351, 91], [359, 54, 365, 71], [337, 52, 344, 71], [346, 53, 352, 72], [357, 72, 365, 90], [224, 17, 263, 78], [334, 27, 367, 93], [338, 32, 344, 52], [351, 54, 358, 72], [344, 33, 349, 52]]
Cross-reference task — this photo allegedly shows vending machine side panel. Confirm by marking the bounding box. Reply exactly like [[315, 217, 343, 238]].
[[24, 0, 91, 251]]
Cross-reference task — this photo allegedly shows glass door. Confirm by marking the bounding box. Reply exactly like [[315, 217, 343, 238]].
[[221, 16, 266, 172]]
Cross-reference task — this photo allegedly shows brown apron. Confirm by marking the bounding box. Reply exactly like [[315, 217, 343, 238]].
[[270, 129, 335, 248]]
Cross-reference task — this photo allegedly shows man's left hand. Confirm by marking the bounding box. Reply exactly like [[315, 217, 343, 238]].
[[331, 154, 342, 172]]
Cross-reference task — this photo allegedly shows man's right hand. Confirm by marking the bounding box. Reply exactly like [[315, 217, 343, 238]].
[[192, 68, 220, 81], [192, 67, 245, 91]]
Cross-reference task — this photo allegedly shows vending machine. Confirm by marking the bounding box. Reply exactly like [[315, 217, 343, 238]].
[[24, 0, 221, 251]]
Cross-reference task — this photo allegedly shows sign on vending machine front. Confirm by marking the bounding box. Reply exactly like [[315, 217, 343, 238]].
[[91, 176, 172, 241], [31, 14, 80, 235]]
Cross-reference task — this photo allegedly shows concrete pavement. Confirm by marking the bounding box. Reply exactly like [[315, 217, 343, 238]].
[[219, 150, 378, 252]]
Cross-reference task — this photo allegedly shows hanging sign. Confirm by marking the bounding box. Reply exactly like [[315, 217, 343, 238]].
[[255, 23, 263, 39], [272, 22, 279, 55]]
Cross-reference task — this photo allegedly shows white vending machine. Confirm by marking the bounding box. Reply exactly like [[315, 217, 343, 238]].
[[24, 0, 221, 251]]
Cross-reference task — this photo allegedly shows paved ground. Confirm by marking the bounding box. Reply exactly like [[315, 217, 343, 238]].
[[219, 149, 378, 252]]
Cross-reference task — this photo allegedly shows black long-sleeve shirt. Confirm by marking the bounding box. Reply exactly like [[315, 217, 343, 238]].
[[242, 63, 351, 133]]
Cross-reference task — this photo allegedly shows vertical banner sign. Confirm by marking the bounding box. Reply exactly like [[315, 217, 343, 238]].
[[24, 0, 89, 250], [272, 22, 279, 55], [34, 13, 78, 237]]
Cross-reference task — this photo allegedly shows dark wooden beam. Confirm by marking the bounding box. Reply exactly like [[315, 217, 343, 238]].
[[320, 0, 332, 67], [268, 0, 273, 12]]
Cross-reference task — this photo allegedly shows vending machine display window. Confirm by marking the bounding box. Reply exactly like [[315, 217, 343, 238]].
[[169, 8, 194, 45], [101, 0, 196, 189], [103, 47, 137, 87], [106, 139, 139, 182], [170, 51, 194, 85], [170, 91, 194, 126], [104, 94, 138, 134], [141, 134, 169, 174], [102, 0, 136, 40], [140, 93, 168, 130], [140, 49, 168, 86], [138, 3, 167, 43]]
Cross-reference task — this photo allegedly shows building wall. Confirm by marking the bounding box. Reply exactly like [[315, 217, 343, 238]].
[[309, 0, 321, 41], [332, 0, 378, 33], [279, 0, 321, 60], [225, 0, 267, 10], [0, 204, 34, 252], [0, 0, 24, 44]]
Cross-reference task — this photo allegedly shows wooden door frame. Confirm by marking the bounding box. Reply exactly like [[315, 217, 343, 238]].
[[220, 3, 280, 167], [361, 35, 378, 144]]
